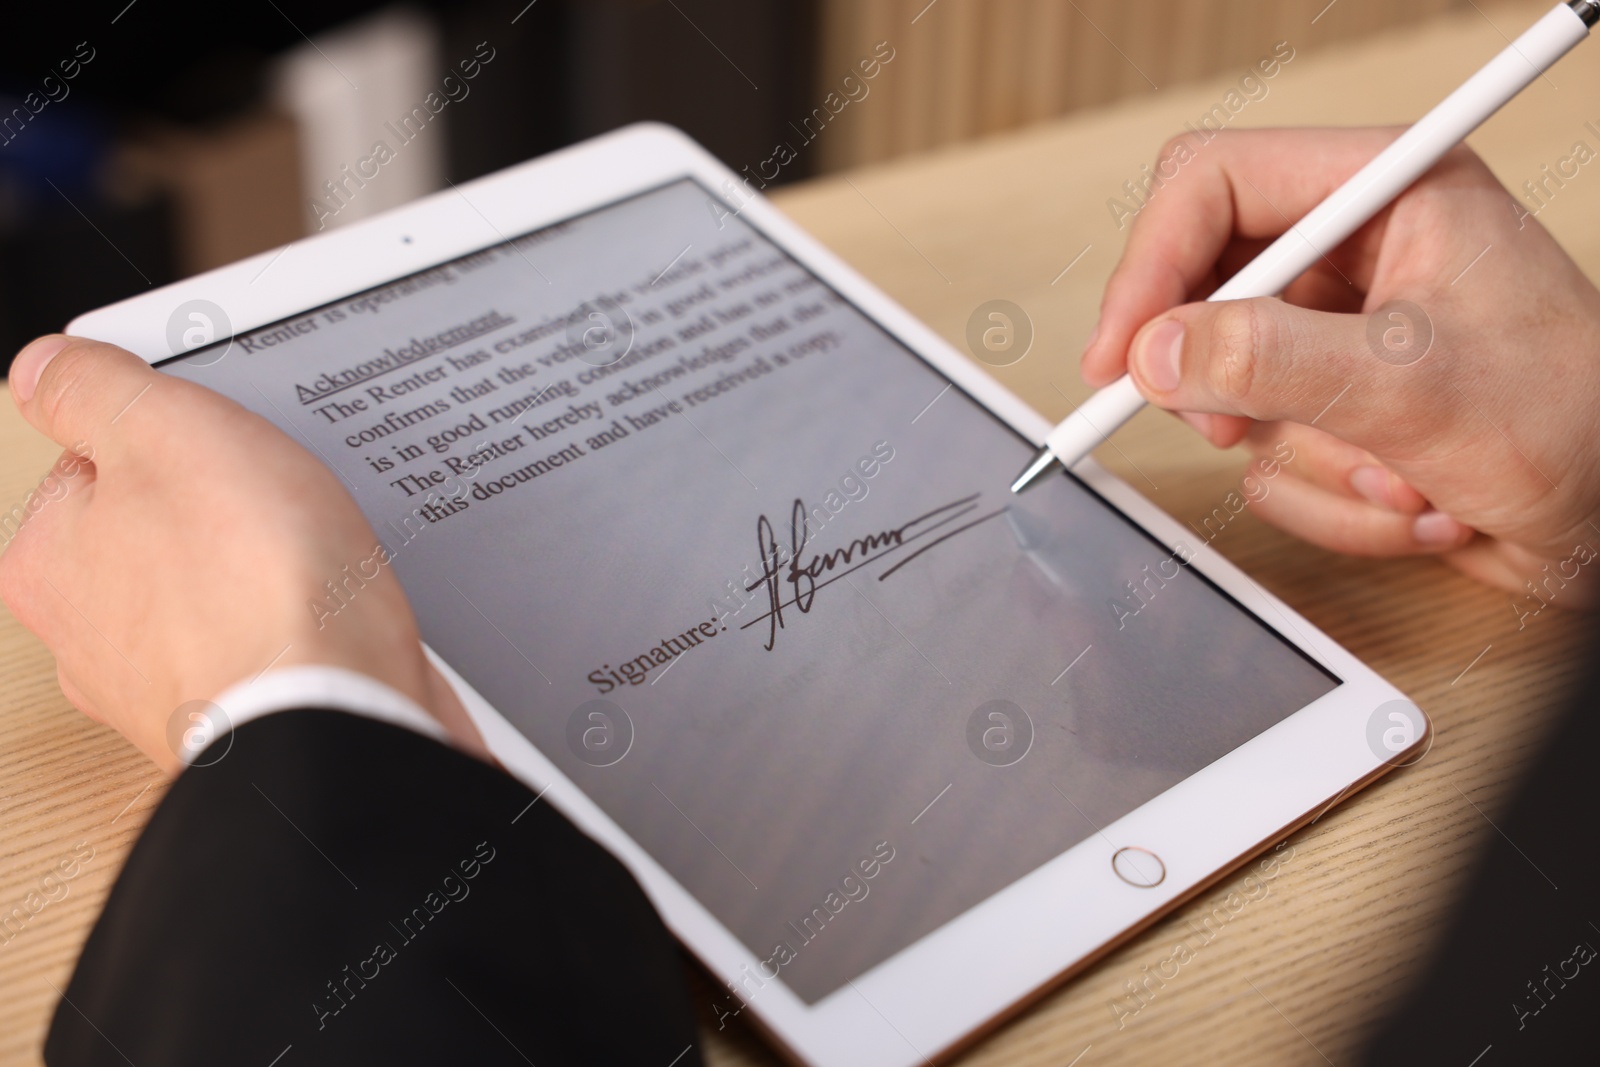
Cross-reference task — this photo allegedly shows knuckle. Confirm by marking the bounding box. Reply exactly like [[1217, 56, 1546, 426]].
[[32, 343, 100, 429], [1204, 302, 1264, 405]]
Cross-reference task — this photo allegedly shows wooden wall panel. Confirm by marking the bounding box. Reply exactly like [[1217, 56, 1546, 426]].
[[814, 0, 1476, 171]]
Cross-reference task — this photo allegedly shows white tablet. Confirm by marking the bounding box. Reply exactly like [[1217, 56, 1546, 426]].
[[70, 123, 1427, 1067]]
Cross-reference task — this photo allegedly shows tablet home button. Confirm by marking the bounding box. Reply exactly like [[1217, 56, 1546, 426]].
[[1111, 847, 1165, 888]]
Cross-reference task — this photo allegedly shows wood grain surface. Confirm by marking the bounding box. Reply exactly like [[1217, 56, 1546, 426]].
[[0, 2, 1590, 1064]]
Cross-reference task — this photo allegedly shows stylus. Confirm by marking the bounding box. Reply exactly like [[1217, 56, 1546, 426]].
[[1011, 0, 1599, 494]]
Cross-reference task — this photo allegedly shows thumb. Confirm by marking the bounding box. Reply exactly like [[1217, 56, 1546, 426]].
[[1125, 298, 1429, 451], [10, 334, 163, 455]]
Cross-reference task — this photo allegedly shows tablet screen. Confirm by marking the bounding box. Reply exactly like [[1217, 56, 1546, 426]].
[[162, 177, 1338, 1004]]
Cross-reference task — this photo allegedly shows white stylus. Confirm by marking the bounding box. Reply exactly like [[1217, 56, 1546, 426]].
[[1011, 0, 1598, 493]]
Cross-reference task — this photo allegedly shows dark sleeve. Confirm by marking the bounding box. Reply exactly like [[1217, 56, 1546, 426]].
[[45, 709, 703, 1067], [1363, 645, 1600, 1064]]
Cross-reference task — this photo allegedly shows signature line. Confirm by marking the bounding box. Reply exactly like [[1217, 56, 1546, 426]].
[[876, 507, 1009, 580], [739, 497, 981, 632]]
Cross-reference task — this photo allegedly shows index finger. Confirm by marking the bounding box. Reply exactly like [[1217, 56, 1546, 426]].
[[1081, 126, 1405, 387]]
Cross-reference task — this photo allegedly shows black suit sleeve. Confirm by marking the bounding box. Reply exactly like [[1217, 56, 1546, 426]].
[[45, 709, 703, 1067]]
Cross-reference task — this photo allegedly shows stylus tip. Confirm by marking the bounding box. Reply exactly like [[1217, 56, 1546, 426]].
[[1010, 449, 1058, 494]]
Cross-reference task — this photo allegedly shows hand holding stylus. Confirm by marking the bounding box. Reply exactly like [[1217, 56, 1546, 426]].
[[1013, 0, 1599, 494], [1077, 127, 1600, 606]]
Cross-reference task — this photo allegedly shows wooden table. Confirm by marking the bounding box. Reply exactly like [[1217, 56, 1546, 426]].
[[1, 2, 1592, 1062]]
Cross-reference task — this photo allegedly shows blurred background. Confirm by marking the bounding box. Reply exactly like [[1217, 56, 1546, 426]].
[[0, 0, 1471, 372]]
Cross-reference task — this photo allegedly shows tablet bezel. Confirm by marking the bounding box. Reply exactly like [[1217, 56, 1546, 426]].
[[69, 122, 1426, 1067]]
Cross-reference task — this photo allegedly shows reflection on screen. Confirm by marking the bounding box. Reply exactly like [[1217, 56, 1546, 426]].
[[164, 178, 1337, 1003]]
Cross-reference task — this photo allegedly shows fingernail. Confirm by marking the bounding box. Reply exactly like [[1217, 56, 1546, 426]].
[[1349, 466, 1390, 507], [10, 335, 72, 403], [1413, 509, 1464, 545], [1135, 320, 1184, 393], [1082, 322, 1100, 354]]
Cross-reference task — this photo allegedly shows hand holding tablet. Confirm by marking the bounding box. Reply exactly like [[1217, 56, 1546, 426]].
[[0, 335, 486, 772]]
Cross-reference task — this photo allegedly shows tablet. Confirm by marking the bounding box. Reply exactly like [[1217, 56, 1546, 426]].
[[71, 123, 1428, 1067]]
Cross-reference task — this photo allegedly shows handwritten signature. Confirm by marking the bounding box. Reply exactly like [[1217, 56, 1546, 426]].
[[742, 494, 1007, 650]]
